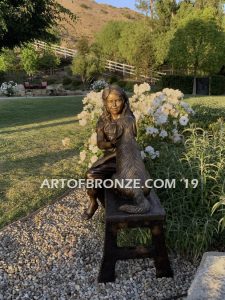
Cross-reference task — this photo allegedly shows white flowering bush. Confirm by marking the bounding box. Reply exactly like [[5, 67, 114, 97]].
[[77, 90, 103, 127], [1, 81, 17, 97], [90, 80, 108, 92], [77, 83, 195, 168]]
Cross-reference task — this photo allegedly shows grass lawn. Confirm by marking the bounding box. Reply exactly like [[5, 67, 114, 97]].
[[185, 95, 225, 127], [0, 94, 225, 230], [0, 96, 89, 228]]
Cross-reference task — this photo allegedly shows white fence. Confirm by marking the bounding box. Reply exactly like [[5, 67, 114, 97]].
[[34, 40, 165, 81], [34, 41, 77, 58]]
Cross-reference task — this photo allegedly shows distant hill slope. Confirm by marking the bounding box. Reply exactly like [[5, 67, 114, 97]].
[[57, 0, 142, 48]]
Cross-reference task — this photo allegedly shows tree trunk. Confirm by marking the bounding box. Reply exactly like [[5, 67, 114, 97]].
[[193, 77, 197, 96]]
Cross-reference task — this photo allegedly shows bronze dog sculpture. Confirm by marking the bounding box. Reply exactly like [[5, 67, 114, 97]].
[[111, 115, 151, 214]]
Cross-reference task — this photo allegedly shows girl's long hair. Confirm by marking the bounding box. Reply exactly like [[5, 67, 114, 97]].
[[101, 85, 134, 123]]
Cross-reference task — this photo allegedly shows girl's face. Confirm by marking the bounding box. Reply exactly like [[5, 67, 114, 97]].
[[105, 92, 124, 119]]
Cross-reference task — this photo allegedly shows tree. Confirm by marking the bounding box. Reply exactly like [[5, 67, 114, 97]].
[[38, 48, 60, 75], [118, 21, 157, 76], [0, 0, 75, 50], [194, 0, 223, 9], [167, 10, 225, 75], [0, 49, 20, 72], [76, 37, 90, 56], [20, 45, 39, 76], [95, 21, 127, 61], [71, 45, 104, 87], [135, 0, 151, 16], [154, 0, 178, 31]]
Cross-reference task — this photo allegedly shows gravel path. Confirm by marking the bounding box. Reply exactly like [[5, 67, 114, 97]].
[[0, 189, 198, 300]]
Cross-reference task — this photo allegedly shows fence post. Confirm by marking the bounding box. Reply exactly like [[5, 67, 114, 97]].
[[123, 64, 125, 77]]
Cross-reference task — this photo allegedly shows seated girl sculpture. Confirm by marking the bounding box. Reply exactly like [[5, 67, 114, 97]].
[[83, 85, 151, 220]]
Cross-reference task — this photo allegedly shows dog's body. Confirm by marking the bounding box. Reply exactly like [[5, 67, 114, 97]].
[[112, 115, 151, 214]]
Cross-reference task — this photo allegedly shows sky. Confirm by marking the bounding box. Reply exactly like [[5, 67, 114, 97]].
[[95, 0, 137, 11]]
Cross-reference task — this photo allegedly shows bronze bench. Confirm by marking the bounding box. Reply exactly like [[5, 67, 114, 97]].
[[98, 188, 173, 283]]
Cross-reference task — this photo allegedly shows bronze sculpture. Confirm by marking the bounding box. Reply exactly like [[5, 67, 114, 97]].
[[83, 85, 151, 219]]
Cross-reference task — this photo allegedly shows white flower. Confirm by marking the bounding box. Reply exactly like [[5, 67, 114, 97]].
[[168, 97, 179, 105], [133, 111, 142, 122], [163, 88, 183, 100], [89, 132, 97, 145], [79, 119, 87, 126], [180, 101, 195, 115], [180, 101, 189, 109], [79, 150, 86, 162], [62, 137, 70, 147], [159, 130, 168, 138], [154, 114, 168, 125], [146, 127, 159, 136], [89, 145, 98, 154], [179, 116, 189, 126], [154, 151, 160, 158], [145, 146, 159, 159], [172, 133, 183, 143], [145, 145, 155, 154], [152, 96, 163, 108], [91, 80, 108, 92], [134, 82, 151, 95], [140, 151, 146, 160], [170, 109, 179, 118], [133, 84, 139, 95], [90, 155, 98, 164], [146, 107, 153, 116]]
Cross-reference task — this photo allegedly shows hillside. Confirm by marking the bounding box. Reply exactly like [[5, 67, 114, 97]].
[[57, 0, 142, 47]]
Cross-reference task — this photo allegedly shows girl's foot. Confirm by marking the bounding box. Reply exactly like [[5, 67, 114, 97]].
[[82, 201, 98, 220]]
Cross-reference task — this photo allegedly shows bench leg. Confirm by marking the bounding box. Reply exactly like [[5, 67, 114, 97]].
[[151, 222, 173, 278], [98, 223, 117, 283]]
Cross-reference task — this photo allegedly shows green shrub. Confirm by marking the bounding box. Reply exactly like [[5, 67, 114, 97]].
[[117, 80, 134, 92], [63, 76, 73, 86], [130, 120, 225, 260], [161, 75, 194, 94], [210, 75, 225, 95], [125, 81, 135, 92], [108, 75, 119, 84], [59, 57, 73, 68], [71, 79, 82, 88], [0, 71, 5, 83], [46, 77, 58, 85]]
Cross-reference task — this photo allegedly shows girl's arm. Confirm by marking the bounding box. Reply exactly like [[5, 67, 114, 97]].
[[97, 129, 115, 149]]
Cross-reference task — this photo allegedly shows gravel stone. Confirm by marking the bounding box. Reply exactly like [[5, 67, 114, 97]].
[[0, 189, 198, 299]]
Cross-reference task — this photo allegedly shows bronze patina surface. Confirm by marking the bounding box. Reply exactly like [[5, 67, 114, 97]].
[[83, 85, 151, 219]]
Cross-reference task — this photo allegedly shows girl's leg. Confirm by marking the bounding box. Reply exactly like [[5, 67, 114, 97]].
[[83, 184, 99, 220], [83, 159, 116, 220]]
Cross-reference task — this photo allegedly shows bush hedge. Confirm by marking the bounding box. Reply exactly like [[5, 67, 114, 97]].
[[161, 74, 225, 95], [161, 75, 194, 94], [62, 76, 73, 86], [211, 75, 225, 95]]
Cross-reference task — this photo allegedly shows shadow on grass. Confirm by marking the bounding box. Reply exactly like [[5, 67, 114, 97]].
[[1, 148, 80, 175], [0, 119, 78, 135], [0, 97, 83, 129], [190, 104, 225, 128]]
